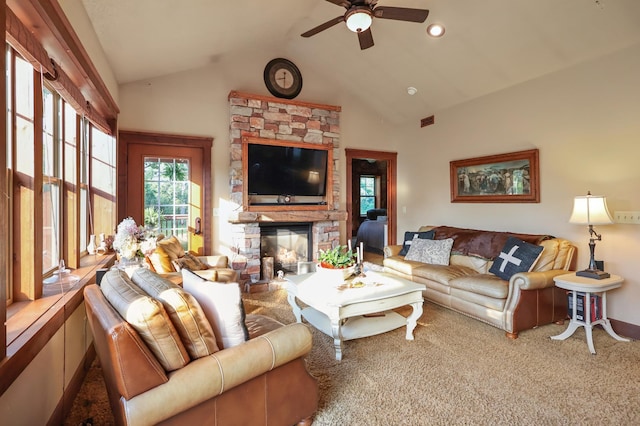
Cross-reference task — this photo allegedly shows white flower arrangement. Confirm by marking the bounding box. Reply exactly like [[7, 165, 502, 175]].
[[112, 217, 157, 260]]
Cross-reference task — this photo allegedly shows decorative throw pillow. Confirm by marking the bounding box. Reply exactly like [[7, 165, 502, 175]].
[[489, 237, 544, 281], [172, 252, 209, 272], [131, 268, 219, 359], [181, 269, 249, 349], [405, 238, 454, 265], [100, 269, 190, 371], [399, 230, 435, 256], [148, 236, 186, 272]]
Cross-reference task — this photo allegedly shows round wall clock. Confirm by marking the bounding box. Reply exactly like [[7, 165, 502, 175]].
[[263, 58, 303, 99]]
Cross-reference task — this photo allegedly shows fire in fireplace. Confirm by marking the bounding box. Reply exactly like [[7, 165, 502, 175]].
[[260, 223, 312, 274]]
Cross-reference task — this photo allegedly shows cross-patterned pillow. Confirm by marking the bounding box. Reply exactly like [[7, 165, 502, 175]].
[[489, 237, 544, 280]]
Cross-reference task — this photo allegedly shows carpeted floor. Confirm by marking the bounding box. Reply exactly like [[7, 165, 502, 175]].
[[66, 286, 640, 425]]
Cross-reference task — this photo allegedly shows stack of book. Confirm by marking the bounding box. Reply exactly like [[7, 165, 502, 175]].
[[567, 291, 602, 322]]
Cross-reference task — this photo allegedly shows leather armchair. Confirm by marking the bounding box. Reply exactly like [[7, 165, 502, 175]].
[[147, 236, 238, 283], [84, 284, 318, 425]]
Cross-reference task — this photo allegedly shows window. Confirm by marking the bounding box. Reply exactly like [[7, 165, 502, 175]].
[[359, 176, 376, 216], [91, 126, 117, 241], [42, 86, 62, 273], [5, 44, 116, 306], [144, 158, 190, 247]]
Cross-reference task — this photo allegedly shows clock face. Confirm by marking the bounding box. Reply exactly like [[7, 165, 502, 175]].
[[264, 58, 303, 99]]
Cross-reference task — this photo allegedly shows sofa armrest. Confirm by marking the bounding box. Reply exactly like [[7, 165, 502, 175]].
[[511, 269, 571, 291], [122, 322, 313, 425], [384, 245, 403, 258]]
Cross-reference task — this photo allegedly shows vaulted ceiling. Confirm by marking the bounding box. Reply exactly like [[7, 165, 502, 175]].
[[81, 0, 640, 124]]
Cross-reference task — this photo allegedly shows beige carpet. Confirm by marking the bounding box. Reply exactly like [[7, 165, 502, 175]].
[[66, 288, 640, 425]]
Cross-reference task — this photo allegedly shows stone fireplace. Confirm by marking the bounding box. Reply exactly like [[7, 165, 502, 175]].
[[227, 91, 347, 282]]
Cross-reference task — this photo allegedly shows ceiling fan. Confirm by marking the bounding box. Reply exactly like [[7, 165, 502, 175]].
[[301, 0, 429, 50]]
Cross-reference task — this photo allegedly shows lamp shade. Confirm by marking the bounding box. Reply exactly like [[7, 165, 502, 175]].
[[307, 171, 320, 184], [346, 9, 373, 33], [569, 193, 614, 225]]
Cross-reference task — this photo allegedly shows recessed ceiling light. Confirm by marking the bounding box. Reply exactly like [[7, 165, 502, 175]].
[[407, 87, 417, 95], [427, 23, 445, 38]]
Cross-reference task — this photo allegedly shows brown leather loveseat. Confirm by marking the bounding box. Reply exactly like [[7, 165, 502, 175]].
[[84, 268, 318, 425]]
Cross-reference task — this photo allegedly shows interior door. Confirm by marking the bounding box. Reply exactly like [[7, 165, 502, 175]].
[[345, 149, 397, 247], [119, 131, 212, 255]]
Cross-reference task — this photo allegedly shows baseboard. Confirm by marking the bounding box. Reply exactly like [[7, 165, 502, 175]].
[[609, 318, 640, 340]]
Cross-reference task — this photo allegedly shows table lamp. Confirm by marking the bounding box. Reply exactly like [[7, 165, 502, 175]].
[[569, 191, 614, 279]]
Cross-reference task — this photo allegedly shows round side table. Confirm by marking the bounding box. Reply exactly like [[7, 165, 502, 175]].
[[551, 273, 630, 354]]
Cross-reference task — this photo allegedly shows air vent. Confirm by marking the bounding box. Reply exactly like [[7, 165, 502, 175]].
[[421, 115, 435, 127]]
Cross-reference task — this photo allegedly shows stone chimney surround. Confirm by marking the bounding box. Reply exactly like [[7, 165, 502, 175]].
[[228, 91, 347, 282]]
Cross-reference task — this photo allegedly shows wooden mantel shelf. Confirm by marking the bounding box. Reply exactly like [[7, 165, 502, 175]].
[[229, 210, 348, 224]]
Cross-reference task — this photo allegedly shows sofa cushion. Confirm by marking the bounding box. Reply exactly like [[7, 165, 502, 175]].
[[383, 256, 428, 276], [172, 252, 209, 272], [100, 269, 190, 371], [181, 269, 249, 349], [131, 268, 219, 359], [532, 238, 574, 272], [412, 263, 479, 286], [449, 254, 491, 274], [399, 230, 435, 256], [405, 238, 454, 265], [449, 274, 510, 299], [489, 237, 544, 280]]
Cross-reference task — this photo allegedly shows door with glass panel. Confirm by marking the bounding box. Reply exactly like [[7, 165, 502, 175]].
[[125, 137, 210, 254]]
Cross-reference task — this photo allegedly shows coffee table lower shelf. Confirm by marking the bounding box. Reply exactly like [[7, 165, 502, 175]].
[[301, 307, 407, 341]]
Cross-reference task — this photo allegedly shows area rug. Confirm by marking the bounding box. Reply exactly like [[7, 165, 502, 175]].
[[67, 288, 640, 425]]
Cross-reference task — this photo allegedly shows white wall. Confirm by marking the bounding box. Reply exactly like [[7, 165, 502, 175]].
[[0, 303, 92, 424], [59, 0, 119, 104], [394, 43, 640, 326]]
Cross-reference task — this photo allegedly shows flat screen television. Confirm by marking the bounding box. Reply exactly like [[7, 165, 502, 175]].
[[247, 143, 328, 197]]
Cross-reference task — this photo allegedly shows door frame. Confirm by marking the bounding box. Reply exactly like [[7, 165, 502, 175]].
[[345, 148, 397, 247], [118, 130, 213, 253]]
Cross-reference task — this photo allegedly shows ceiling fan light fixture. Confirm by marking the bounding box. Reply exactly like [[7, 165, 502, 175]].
[[346, 8, 373, 33], [427, 23, 446, 37]]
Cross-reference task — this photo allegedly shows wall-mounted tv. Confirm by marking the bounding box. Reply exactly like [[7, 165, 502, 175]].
[[247, 143, 328, 197]]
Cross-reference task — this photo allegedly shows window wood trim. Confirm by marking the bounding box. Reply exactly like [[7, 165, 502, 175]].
[[1, 0, 7, 361], [7, 0, 119, 132]]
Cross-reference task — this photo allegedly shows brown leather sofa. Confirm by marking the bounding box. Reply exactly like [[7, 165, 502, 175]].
[[384, 226, 576, 338], [84, 281, 318, 425]]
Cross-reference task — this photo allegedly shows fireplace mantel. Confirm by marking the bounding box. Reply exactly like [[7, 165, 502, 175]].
[[229, 210, 347, 224]]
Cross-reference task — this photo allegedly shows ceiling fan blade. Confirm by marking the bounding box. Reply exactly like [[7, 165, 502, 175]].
[[358, 28, 374, 50], [373, 6, 429, 23], [301, 16, 345, 37], [325, 0, 351, 7]]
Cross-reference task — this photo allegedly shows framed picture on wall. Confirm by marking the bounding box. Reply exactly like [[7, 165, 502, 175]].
[[450, 149, 540, 203]]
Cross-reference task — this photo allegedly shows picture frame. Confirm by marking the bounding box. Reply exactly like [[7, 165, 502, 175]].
[[450, 149, 540, 203]]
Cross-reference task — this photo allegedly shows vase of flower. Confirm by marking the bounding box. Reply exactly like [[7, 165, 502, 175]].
[[112, 217, 158, 262]]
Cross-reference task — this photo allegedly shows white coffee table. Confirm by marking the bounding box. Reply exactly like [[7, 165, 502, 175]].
[[285, 271, 426, 360], [551, 273, 630, 354]]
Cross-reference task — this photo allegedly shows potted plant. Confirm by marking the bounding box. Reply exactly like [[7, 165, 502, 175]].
[[317, 245, 357, 280]]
